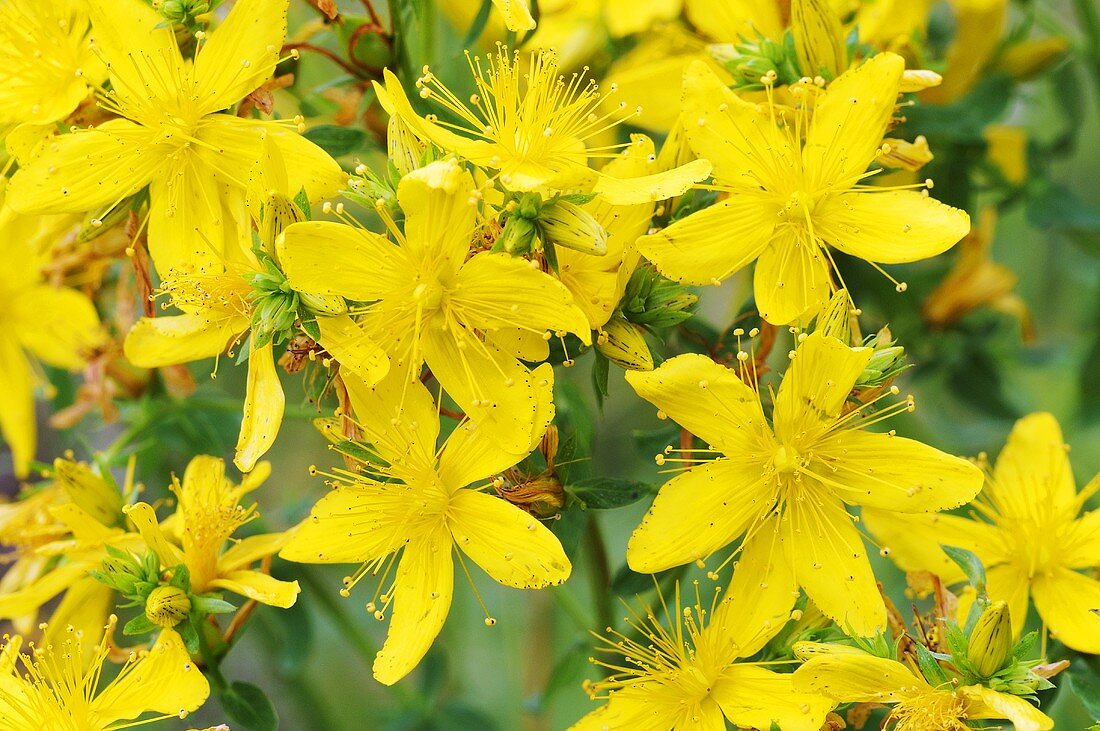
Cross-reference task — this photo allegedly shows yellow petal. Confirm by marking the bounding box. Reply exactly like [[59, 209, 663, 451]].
[[636, 192, 779, 286], [491, 0, 535, 31], [1064, 509, 1100, 570], [124, 312, 248, 368], [753, 231, 833, 325], [783, 496, 885, 635], [815, 191, 970, 263], [603, 0, 680, 37], [626, 460, 769, 574], [861, 509, 1005, 584], [792, 651, 923, 702], [6, 120, 162, 215], [624, 353, 769, 456], [0, 561, 92, 619], [422, 324, 551, 455], [604, 47, 704, 133], [91, 628, 209, 725], [590, 159, 712, 206], [219, 533, 288, 572], [449, 490, 570, 588], [712, 665, 835, 731], [315, 314, 390, 385], [991, 412, 1078, 520], [963, 685, 1053, 731], [124, 503, 186, 567], [146, 157, 238, 273], [0, 341, 35, 478], [12, 285, 101, 370], [706, 513, 798, 658], [86, 0, 185, 116], [280, 484, 408, 564], [810, 430, 983, 512], [234, 340, 285, 473], [42, 578, 114, 665], [210, 569, 300, 608], [340, 367, 440, 470], [278, 221, 413, 301], [1031, 567, 1100, 654], [772, 332, 872, 443], [684, 0, 784, 41], [373, 530, 454, 685], [192, 0, 289, 114], [568, 683, 678, 730], [484, 327, 551, 362], [681, 60, 792, 190], [804, 53, 904, 190], [453, 252, 592, 344], [397, 159, 479, 266], [48, 503, 116, 542]]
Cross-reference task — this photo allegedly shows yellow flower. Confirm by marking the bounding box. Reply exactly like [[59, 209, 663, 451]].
[[0, 208, 103, 478], [0, 0, 106, 131], [125, 457, 301, 609], [922, 0, 1008, 105], [792, 643, 1053, 731], [5, 0, 343, 273], [281, 368, 569, 685], [373, 48, 710, 201], [278, 158, 588, 453], [0, 618, 209, 730], [623, 331, 983, 635], [864, 412, 1100, 653], [638, 54, 970, 325], [572, 583, 834, 730]]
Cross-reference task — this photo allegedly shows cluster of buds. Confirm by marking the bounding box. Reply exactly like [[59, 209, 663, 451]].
[[497, 192, 607, 259], [708, 34, 803, 91], [247, 247, 346, 348], [90, 547, 234, 649], [152, 0, 211, 28], [952, 601, 1060, 696], [854, 326, 909, 389], [620, 266, 697, 329]]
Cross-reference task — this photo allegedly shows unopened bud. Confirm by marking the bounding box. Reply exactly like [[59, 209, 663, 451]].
[[967, 600, 1013, 677], [879, 136, 934, 172], [854, 328, 908, 388], [621, 266, 697, 328], [815, 289, 854, 343], [597, 317, 654, 371], [145, 586, 192, 629], [539, 200, 608, 256], [387, 115, 426, 178], [899, 69, 943, 93], [498, 215, 538, 255], [791, 0, 846, 79], [299, 291, 348, 317]]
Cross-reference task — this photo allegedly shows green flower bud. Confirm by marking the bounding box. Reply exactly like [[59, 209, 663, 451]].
[[498, 215, 538, 255], [854, 328, 909, 388], [621, 266, 697, 328], [597, 317, 654, 371], [145, 585, 192, 628], [539, 200, 608, 256], [155, 0, 209, 25], [708, 34, 803, 90], [967, 600, 1013, 677]]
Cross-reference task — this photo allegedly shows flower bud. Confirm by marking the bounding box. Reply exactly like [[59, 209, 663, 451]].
[[299, 291, 348, 317], [260, 194, 306, 253], [815, 289, 854, 343], [145, 585, 192, 629], [967, 600, 1013, 677], [709, 37, 802, 90], [498, 215, 538, 255], [854, 328, 908, 388], [597, 317, 654, 371], [899, 69, 943, 93], [621, 266, 697, 328], [791, 0, 846, 79], [155, 0, 209, 25], [995, 37, 1068, 81], [879, 136, 935, 172], [539, 200, 608, 256], [387, 115, 426, 178]]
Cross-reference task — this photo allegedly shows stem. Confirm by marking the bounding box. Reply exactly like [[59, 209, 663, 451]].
[[1073, 0, 1100, 105], [255, 611, 347, 731], [299, 568, 417, 706], [583, 516, 613, 633], [549, 585, 592, 631]]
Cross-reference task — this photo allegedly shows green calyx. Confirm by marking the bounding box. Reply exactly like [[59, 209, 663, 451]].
[[153, 0, 211, 27], [620, 266, 697, 329], [854, 327, 911, 388], [709, 32, 804, 90], [495, 191, 606, 259], [246, 249, 346, 349]]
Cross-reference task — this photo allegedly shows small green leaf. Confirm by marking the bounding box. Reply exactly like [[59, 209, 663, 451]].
[[567, 477, 652, 510], [301, 318, 321, 341], [192, 595, 237, 614], [302, 125, 368, 157], [123, 614, 157, 636], [220, 681, 279, 731], [1067, 665, 1100, 721], [915, 643, 951, 686], [293, 188, 311, 220], [941, 544, 987, 596]]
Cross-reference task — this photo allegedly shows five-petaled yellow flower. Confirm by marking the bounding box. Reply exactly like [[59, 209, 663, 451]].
[[281, 368, 570, 685], [638, 53, 970, 324], [625, 331, 983, 636], [0, 617, 209, 730], [865, 412, 1100, 654], [374, 47, 711, 203], [0, 207, 103, 478], [573, 583, 834, 731], [5, 0, 343, 273], [278, 158, 589, 453], [125, 456, 301, 609], [793, 642, 1053, 731]]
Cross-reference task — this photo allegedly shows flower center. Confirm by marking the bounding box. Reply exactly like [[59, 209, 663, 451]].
[[772, 445, 801, 474], [780, 190, 817, 224], [890, 689, 970, 731], [413, 280, 445, 312]]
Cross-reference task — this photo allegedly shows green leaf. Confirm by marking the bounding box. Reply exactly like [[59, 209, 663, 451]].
[[541, 640, 590, 704], [123, 614, 157, 636], [192, 595, 237, 615], [1067, 668, 1100, 721], [553, 380, 595, 484], [941, 544, 987, 596], [220, 681, 279, 731], [293, 188, 311, 220], [567, 477, 652, 510], [915, 643, 951, 686], [610, 564, 655, 596], [550, 504, 587, 560], [303, 125, 368, 157], [461, 0, 493, 48], [591, 352, 610, 407], [301, 317, 321, 341]]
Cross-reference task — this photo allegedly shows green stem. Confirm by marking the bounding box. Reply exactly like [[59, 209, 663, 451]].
[[299, 568, 417, 707], [1073, 0, 1100, 104], [196, 622, 228, 690], [549, 584, 593, 631], [583, 516, 613, 633], [255, 612, 346, 731]]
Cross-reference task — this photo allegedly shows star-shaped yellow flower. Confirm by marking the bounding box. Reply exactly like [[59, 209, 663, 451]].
[[0, 207, 103, 478], [637, 53, 970, 324], [865, 412, 1100, 654], [281, 368, 570, 685], [277, 158, 590, 453], [5, 0, 343, 273], [624, 331, 983, 635]]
